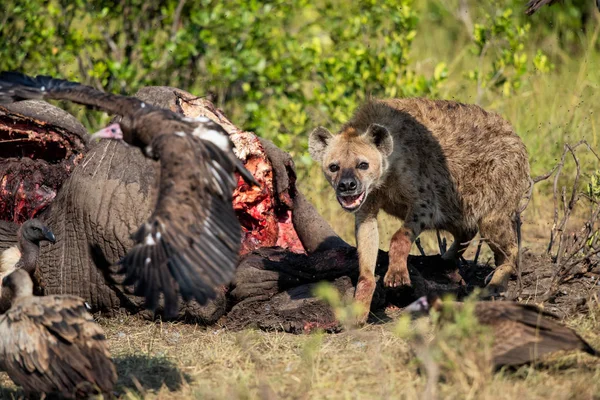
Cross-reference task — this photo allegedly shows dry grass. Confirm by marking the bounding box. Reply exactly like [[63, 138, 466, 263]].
[[2, 307, 599, 400]]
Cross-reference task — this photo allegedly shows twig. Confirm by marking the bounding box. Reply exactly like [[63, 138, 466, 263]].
[[418, 344, 439, 400], [415, 238, 426, 257], [457, 0, 473, 34], [512, 177, 535, 299], [436, 230, 446, 256], [532, 140, 600, 302], [543, 141, 590, 254], [554, 144, 581, 266], [0, 138, 35, 143], [513, 211, 524, 299], [102, 31, 120, 62], [475, 41, 491, 105], [170, 0, 187, 40], [473, 240, 482, 265]]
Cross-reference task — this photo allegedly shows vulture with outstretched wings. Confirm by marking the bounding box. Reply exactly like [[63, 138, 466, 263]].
[[0, 71, 257, 317], [406, 293, 599, 369], [0, 269, 117, 398], [526, 0, 600, 15]]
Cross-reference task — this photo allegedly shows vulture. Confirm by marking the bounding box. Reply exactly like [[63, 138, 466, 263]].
[[525, 0, 600, 15], [405, 293, 599, 369], [0, 71, 257, 317], [0, 269, 117, 398], [0, 218, 55, 281]]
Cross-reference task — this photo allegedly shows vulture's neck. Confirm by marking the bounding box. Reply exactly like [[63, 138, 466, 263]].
[[11, 281, 33, 301], [17, 237, 40, 274]]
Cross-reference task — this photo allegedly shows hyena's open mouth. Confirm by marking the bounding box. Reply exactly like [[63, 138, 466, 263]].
[[337, 191, 366, 211]]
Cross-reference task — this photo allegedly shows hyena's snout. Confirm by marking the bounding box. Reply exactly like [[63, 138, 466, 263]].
[[336, 169, 363, 195], [337, 176, 358, 194], [335, 169, 366, 212]]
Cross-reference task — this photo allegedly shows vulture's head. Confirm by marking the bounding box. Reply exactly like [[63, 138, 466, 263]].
[[90, 123, 124, 142], [20, 219, 56, 245], [405, 292, 443, 315], [2, 269, 33, 299]]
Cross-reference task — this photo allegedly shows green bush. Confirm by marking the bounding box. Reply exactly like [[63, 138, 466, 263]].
[[467, 6, 552, 100], [1, 0, 448, 165], [1, 0, 596, 179]]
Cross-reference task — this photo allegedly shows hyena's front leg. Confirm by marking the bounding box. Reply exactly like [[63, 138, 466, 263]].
[[354, 212, 379, 325], [385, 217, 422, 288]]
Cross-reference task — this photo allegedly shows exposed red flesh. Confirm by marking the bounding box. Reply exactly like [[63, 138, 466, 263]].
[[0, 111, 86, 223], [177, 96, 305, 255], [1, 95, 305, 254]]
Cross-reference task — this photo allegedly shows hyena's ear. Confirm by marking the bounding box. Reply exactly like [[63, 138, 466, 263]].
[[308, 126, 333, 163], [364, 124, 393, 157]]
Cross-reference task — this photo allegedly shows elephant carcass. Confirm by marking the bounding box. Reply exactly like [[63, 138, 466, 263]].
[[30, 87, 307, 322]]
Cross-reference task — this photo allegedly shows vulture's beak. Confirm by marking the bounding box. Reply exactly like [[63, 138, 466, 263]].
[[404, 296, 430, 314], [91, 123, 124, 141], [43, 227, 56, 244], [236, 159, 260, 187]]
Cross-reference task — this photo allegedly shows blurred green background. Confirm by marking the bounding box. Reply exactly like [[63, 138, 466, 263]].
[[2, 0, 599, 251]]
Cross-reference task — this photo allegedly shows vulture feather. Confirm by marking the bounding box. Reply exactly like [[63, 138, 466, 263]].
[[0, 269, 117, 398], [0, 71, 257, 317], [525, 0, 600, 15], [406, 293, 599, 369]]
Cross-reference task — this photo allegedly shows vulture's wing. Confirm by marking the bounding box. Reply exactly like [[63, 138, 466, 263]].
[[119, 131, 242, 317], [525, 0, 557, 15], [526, 0, 599, 15], [0, 296, 117, 396], [0, 71, 152, 116], [476, 302, 599, 367]]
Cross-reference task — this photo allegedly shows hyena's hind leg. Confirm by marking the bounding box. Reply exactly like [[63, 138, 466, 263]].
[[442, 228, 478, 261], [441, 227, 478, 284], [479, 213, 518, 296]]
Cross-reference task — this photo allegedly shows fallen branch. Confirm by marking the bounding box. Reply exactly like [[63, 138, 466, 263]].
[[527, 140, 600, 302]]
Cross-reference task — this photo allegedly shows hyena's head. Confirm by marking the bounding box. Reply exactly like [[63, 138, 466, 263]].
[[308, 124, 393, 212]]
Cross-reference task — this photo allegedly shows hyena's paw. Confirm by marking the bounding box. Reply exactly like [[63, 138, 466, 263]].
[[482, 264, 512, 298], [351, 308, 371, 327], [353, 278, 376, 326], [384, 266, 411, 288], [482, 283, 507, 299]]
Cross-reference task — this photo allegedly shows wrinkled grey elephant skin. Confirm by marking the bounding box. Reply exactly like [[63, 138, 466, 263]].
[[36, 87, 231, 323], [0, 90, 228, 323]]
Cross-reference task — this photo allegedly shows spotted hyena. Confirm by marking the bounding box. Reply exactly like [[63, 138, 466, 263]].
[[309, 98, 530, 324]]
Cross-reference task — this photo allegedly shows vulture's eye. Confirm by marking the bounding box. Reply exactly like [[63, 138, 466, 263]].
[[357, 162, 369, 170], [111, 128, 117, 133], [329, 164, 340, 173]]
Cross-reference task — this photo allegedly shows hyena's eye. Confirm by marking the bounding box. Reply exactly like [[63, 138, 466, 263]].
[[357, 162, 369, 170], [328, 164, 340, 173]]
